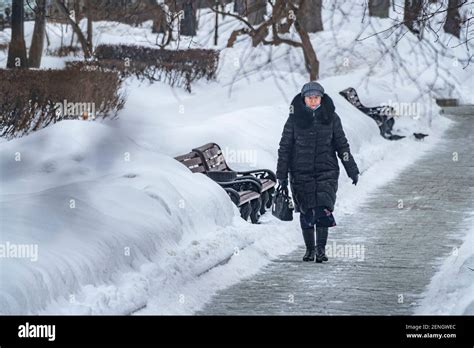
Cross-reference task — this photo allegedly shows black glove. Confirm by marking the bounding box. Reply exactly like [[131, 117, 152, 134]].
[[350, 173, 359, 186], [278, 178, 288, 188]]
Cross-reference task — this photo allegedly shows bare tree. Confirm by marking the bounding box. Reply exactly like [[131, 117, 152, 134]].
[[7, 0, 28, 68], [347, 0, 473, 120], [360, 0, 470, 61], [214, 0, 320, 79], [28, 0, 46, 68], [52, 0, 91, 58], [369, 0, 390, 18]]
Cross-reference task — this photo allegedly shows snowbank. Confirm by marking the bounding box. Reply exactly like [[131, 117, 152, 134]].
[[416, 214, 474, 315], [0, 78, 452, 314], [0, 120, 237, 314]]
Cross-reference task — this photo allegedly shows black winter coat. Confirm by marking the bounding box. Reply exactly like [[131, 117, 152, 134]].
[[276, 93, 359, 213]]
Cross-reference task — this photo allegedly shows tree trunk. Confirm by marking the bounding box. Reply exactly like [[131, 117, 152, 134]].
[[369, 0, 390, 18], [180, 0, 197, 36], [86, 0, 93, 50], [28, 0, 46, 68], [404, 0, 423, 37], [214, 0, 219, 45], [7, 0, 28, 68], [443, 0, 461, 38], [52, 0, 91, 58], [294, 17, 320, 80], [246, 0, 266, 25], [297, 0, 323, 33], [87, 17, 93, 49]]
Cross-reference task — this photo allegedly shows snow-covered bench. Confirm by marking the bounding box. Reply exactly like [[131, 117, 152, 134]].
[[339, 87, 398, 139], [192, 143, 277, 216], [174, 151, 263, 223]]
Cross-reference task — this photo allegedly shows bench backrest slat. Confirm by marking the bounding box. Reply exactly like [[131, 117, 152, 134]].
[[213, 161, 228, 172], [174, 151, 207, 173], [192, 143, 230, 172], [339, 87, 363, 108], [207, 154, 226, 169]]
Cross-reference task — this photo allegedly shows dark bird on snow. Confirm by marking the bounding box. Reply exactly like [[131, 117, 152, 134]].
[[413, 133, 429, 140], [388, 134, 406, 140]]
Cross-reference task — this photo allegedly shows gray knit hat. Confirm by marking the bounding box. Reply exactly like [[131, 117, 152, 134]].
[[301, 81, 324, 97]]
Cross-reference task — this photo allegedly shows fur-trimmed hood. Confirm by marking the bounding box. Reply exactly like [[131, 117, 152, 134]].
[[290, 92, 336, 128]]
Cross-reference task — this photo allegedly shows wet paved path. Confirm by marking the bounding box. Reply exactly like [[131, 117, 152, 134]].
[[198, 112, 474, 315]]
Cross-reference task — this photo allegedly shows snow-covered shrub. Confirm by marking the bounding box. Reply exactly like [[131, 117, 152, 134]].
[[70, 44, 220, 92], [0, 68, 125, 138]]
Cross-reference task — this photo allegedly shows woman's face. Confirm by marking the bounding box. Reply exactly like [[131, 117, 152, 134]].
[[304, 95, 322, 109]]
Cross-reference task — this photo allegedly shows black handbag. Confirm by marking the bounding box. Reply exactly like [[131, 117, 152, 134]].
[[272, 186, 294, 221]]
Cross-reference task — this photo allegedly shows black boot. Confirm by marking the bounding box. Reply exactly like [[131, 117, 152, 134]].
[[316, 226, 329, 263], [302, 227, 315, 262]]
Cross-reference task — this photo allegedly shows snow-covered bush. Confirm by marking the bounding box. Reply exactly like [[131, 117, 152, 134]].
[[0, 68, 125, 138], [67, 44, 220, 92]]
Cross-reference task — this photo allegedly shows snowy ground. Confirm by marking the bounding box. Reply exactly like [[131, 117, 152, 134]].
[[0, 1, 472, 315], [196, 110, 473, 315], [417, 213, 474, 315]]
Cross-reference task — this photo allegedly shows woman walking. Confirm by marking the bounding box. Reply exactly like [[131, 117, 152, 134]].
[[276, 81, 360, 263]]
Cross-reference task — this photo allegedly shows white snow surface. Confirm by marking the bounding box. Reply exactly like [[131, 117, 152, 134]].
[[416, 214, 474, 315]]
